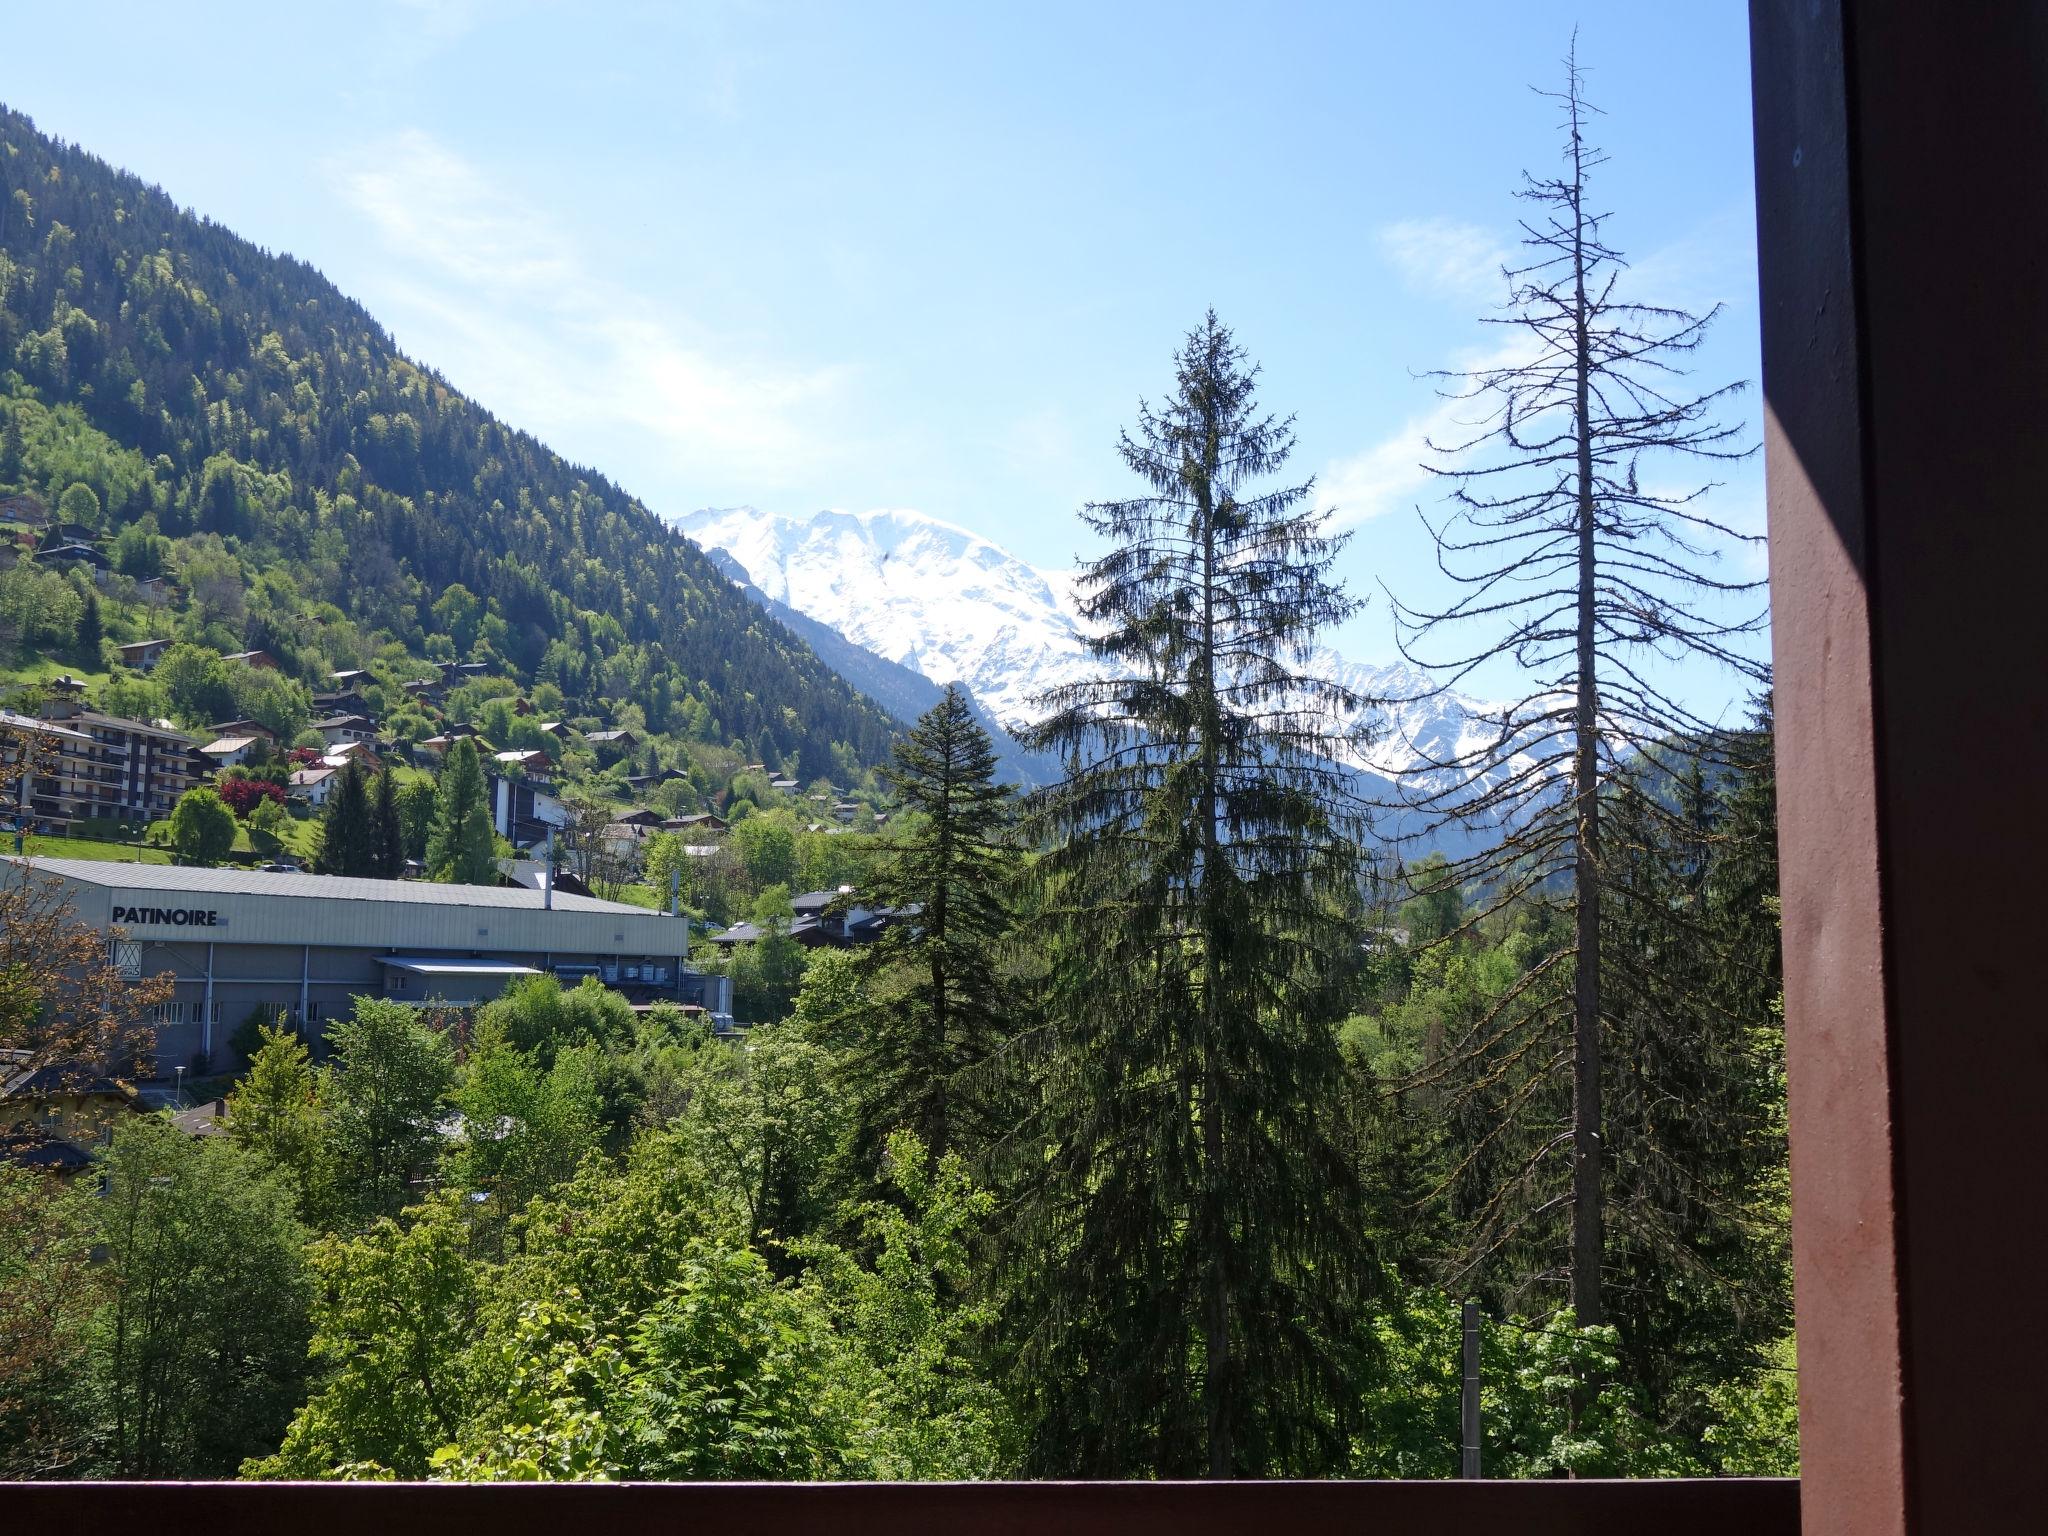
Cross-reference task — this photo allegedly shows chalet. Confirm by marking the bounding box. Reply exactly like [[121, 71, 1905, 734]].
[[39, 542, 110, 571], [492, 748, 553, 774], [288, 765, 338, 807], [623, 766, 687, 791], [312, 689, 373, 717], [712, 889, 911, 951], [199, 735, 264, 768], [584, 728, 638, 760], [0, 492, 49, 526], [44, 675, 88, 698], [315, 713, 379, 747], [320, 741, 381, 771], [399, 678, 440, 698], [207, 719, 279, 744], [328, 668, 372, 687], [535, 720, 570, 740], [222, 649, 279, 670], [40, 521, 101, 546], [666, 812, 728, 833], [769, 776, 800, 792], [118, 638, 173, 671]]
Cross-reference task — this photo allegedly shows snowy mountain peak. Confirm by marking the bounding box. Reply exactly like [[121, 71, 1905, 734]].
[[669, 505, 1097, 728], [665, 504, 1555, 808]]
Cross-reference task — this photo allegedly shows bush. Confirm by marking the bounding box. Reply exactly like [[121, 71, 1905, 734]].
[[218, 775, 287, 818]]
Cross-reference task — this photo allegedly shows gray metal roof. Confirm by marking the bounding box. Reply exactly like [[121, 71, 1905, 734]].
[[382, 957, 543, 976], [4, 856, 660, 917]]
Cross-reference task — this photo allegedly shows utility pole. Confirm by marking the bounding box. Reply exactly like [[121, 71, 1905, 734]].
[[1460, 1299, 1482, 1479], [542, 823, 554, 911]]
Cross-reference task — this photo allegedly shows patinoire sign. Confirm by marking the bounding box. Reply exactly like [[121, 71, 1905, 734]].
[[113, 901, 223, 928]]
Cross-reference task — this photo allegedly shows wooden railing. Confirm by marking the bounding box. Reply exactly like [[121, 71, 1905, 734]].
[[6, 1477, 1799, 1536]]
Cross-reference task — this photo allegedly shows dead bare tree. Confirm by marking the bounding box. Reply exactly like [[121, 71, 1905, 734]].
[[1383, 44, 1766, 1329]]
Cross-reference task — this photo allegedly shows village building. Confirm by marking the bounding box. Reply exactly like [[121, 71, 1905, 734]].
[[1, 859, 735, 1075], [117, 637, 173, 671]]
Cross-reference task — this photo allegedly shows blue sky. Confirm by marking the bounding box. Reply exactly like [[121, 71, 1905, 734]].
[[6, 1, 1763, 709]]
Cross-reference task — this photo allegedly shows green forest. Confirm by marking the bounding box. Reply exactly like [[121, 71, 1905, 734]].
[[0, 101, 899, 784], [1, 57, 1796, 1486]]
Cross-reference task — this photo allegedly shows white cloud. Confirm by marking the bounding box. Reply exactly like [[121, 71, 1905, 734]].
[[330, 129, 849, 489], [1377, 217, 1512, 301], [1317, 339, 1534, 528]]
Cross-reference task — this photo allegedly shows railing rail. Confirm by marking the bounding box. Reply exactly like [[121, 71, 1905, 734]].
[[5, 1477, 1800, 1536]]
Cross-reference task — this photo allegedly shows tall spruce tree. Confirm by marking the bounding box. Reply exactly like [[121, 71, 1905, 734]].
[[73, 592, 102, 662], [313, 759, 374, 878], [844, 685, 1016, 1178], [425, 738, 497, 885], [1014, 312, 1379, 1478], [369, 768, 405, 879], [1385, 48, 1764, 1329]]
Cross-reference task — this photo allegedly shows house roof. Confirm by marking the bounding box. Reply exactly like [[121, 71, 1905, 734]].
[[0, 1132, 94, 1174], [585, 729, 636, 743], [1, 1059, 138, 1103], [201, 736, 261, 755], [5, 856, 662, 916], [288, 767, 336, 786]]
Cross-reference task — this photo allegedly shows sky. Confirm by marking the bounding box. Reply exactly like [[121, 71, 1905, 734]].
[[3, 1, 1765, 713]]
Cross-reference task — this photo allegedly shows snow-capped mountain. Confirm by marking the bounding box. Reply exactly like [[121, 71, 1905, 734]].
[[666, 505, 1560, 819], [668, 507, 1096, 729]]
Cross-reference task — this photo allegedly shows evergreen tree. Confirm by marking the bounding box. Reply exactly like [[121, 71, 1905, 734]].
[[843, 685, 1016, 1177], [425, 738, 497, 885], [73, 591, 102, 662], [1595, 715, 1788, 1434], [369, 768, 405, 878], [0, 407, 22, 484], [1014, 312, 1379, 1477], [313, 759, 374, 878]]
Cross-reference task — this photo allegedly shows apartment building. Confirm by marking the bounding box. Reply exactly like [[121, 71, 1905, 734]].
[[1, 701, 206, 828]]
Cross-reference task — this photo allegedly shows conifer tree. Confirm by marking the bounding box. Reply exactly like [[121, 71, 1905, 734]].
[[369, 768, 405, 879], [313, 759, 373, 878], [425, 738, 496, 885], [73, 591, 101, 662], [844, 685, 1015, 1177], [1595, 726, 1788, 1433], [1014, 312, 1379, 1478], [1385, 48, 1765, 1329]]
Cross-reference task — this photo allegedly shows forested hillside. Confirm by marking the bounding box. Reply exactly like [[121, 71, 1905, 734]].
[[0, 104, 898, 777]]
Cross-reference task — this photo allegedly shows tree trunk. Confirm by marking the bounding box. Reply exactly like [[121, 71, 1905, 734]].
[[1567, 86, 1605, 1332], [1195, 421, 1232, 1478]]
